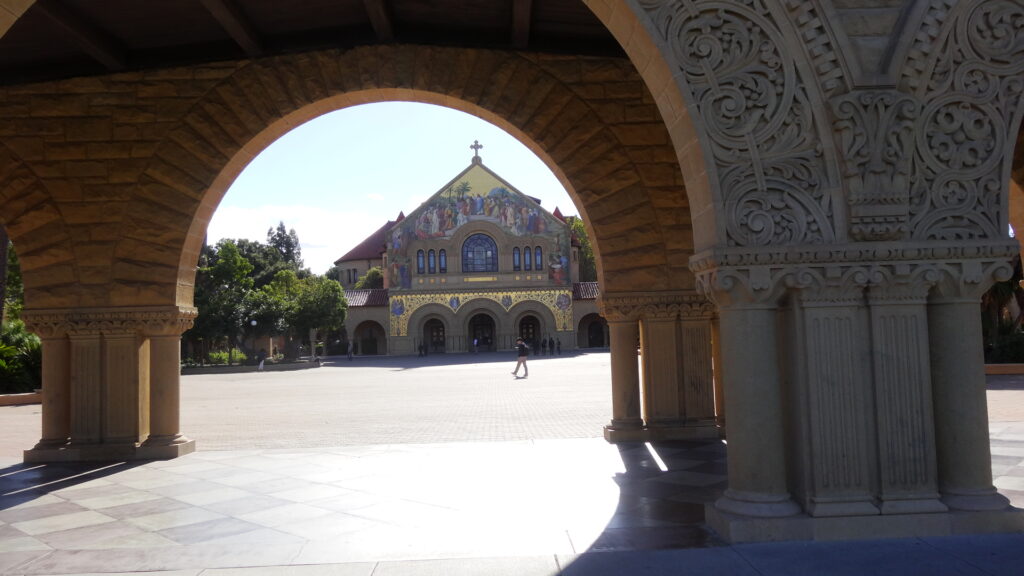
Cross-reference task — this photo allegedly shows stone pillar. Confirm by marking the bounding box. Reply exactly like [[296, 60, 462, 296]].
[[139, 309, 196, 458], [641, 311, 684, 428], [930, 270, 1009, 511], [713, 303, 800, 518], [868, 273, 946, 515], [22, 306, 196, 462], [20, 316, 72, 451], [711, 316, 725, 426], [680, 315, 716, 426], [603, 316, 644, 441], [795, 279, 879, 517], [68, 328, 103, 446]]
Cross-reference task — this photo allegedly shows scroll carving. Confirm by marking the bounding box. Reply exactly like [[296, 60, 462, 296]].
[[640, 0, 837, 247], [902, 0, 1024, 240]]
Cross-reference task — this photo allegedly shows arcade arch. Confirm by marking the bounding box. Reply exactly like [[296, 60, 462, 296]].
[[0, 0, 1020, 545]]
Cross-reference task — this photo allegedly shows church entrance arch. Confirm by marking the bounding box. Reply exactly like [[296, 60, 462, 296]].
[[468, 313, 495, 353], [423, 318, 446, 354], [518, 315, 540, 349], [354, 321, 386, 356], [578, 314, 608, 348]]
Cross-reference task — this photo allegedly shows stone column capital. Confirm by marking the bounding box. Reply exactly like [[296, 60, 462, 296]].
[[21, 306, 198, 337], [599, 291, 714, 321]]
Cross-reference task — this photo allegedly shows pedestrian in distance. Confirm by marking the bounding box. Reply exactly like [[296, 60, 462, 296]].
[[512, 337, 529, 378], [256, 349, 267, 372], [540, 337, 547, 356]]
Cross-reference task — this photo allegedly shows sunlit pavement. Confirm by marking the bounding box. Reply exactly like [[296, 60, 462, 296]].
[[0, 353, 1021, 575]]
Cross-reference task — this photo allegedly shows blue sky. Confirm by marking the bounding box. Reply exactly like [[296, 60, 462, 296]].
[[207, 102, 578, 274]]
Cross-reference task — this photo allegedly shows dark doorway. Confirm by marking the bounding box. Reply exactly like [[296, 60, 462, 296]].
[[469, 313, 495, 352], [519, 315, 540, 348], [424, 319, 446, 354]]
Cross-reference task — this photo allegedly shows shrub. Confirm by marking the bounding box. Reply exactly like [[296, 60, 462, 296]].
[[0, 320, 41, 393], [207, 349, 247, 365]]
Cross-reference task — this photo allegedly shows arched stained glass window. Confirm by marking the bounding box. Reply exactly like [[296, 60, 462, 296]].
[[417, 250, 425, 274], [462, 234, 498, 272], [439, 249, 447, 273], [428, 249, 436, 274], [513, 247, 521, 271], [534, 246, 543, 270], [523, 245, 532, 270]]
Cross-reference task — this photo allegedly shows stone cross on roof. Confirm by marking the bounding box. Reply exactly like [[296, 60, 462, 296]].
[[470, 140, 483, 164]]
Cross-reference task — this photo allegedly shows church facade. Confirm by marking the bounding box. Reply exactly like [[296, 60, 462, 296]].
[[335, 149, 605, 356]]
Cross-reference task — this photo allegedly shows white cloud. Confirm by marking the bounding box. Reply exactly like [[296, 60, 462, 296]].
[[207, 204, 383, 274]]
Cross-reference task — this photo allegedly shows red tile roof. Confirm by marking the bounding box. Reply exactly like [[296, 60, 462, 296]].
[[334, 215, 402, 264], [346, 289, 389, 307], [572, 282, 599, 300]]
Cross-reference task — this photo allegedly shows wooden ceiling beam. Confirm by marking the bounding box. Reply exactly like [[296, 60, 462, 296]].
[[35, 0, 126, 70], [512, 0, 532, 49], [363, 0, 394, 42], [200, 0, 263, 57]]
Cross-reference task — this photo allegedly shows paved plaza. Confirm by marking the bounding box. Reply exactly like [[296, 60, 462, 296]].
[[0, 352, 1022, 575]]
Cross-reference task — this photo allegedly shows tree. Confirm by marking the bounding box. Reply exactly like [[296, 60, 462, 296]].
[[235, 238, 287, 288], [569, 217, 597, 282], [0, 226, 7, 320], [325, 265, 343, 283], [354, 267, 384, 289], [190, 240, 254, 363], [267, 221, 304, 270], [290, 276, 347, 358], [3, 240, 23, 321]]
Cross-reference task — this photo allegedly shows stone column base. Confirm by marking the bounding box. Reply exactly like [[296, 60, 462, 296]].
[[707, 504, 1024, 543], [24, 439, 195, 462], [603, 424, 649, 443]]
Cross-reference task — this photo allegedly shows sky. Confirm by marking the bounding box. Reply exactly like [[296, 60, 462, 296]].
[[207, 102, 578, 275]]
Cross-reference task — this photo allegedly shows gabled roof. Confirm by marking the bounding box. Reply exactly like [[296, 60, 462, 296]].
[[334, 213, 404, 264], [346, 289, 389, 307], [573, 282, 600, 300]]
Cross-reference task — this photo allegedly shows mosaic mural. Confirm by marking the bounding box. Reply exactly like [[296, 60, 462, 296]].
[[389, 289, 573, 336], [387, 164, 571, 291]]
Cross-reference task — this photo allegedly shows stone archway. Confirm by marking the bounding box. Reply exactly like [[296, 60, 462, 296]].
[[578, 313, 607, 348], [467, 313, 496, 353], [353, 320, 386, 356]]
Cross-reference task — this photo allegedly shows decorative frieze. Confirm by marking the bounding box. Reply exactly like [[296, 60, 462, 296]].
[[22, 306, 198, 338], [599, 292, 714, 322]]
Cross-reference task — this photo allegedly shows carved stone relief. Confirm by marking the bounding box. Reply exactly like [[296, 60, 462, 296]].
[[638, 0, 838, 247], [901, 0, 1024, 241]]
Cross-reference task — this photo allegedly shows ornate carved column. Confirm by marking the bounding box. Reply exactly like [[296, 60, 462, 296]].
[[867, 266, 946, 515], [930, 262, 1012, 511], [793, 268, 879, 517], [696, 265, 801, 519], [600, 296, 643, 442], [139, 308, 197, 458], [20, 314, 71, 450], [22, 306, 196, 462]]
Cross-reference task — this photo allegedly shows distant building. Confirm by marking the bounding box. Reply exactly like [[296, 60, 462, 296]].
[[334, 147, 607, 356]]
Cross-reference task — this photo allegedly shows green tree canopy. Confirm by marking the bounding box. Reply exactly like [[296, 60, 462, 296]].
[[267, 221, 304, 270], [354, 267, 384, 289], [191, 239, 254, 342], [290, 275, 347, 336], [569, 217, 597, 283]]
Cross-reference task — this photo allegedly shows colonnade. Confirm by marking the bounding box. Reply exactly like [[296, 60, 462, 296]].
[[21, 306, 196, 462], [600, 292, 720, 442]]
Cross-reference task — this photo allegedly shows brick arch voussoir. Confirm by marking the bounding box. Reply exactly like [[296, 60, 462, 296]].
[[118, 44, 680, 307], [0, 142, 79, 309]]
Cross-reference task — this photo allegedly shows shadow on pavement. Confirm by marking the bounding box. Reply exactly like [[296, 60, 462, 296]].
[[0, 460, 144, 510]]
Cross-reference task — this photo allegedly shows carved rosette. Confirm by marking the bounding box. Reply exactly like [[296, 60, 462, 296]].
[[639, 0, 837, 247], [599, 292, 714, 322], [902, 0, 1024, 241], [832, 91, 920, 241], [21, 307, 198, 338]]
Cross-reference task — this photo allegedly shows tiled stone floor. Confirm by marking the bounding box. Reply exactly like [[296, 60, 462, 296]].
[[0, 358, 1022, 575], [0, 439, 728, 574]]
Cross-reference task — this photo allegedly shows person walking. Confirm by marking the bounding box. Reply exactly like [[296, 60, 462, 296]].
[[511, 337, 529, 378]]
